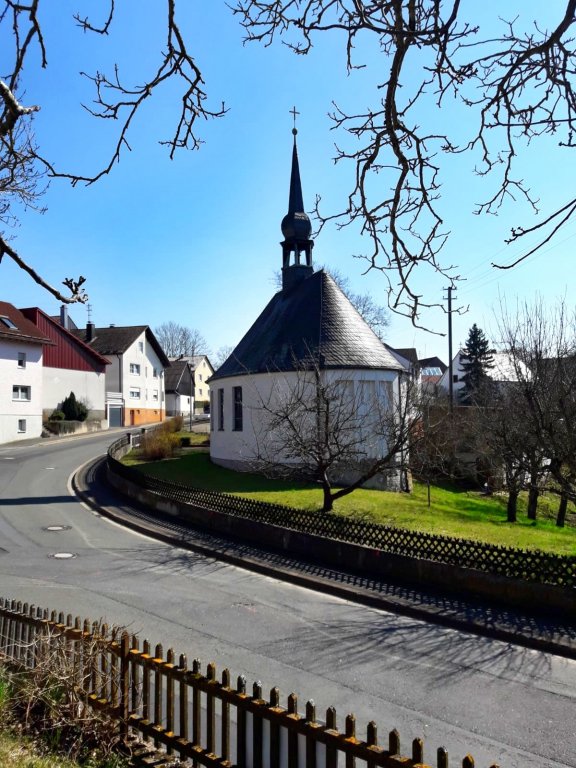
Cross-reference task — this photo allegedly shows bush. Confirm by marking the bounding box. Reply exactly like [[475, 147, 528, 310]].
[[49, 410, 65, 422], [171, 414, 184, 432], [60, 392, 88, 422], [139, 431, 180, 460]]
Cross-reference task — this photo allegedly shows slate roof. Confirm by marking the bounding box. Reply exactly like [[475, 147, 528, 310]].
[[73, 325, 170, 367], [0, 301, 52, 346], [165, 359, 193, 396], [212, 270, 403, 380]]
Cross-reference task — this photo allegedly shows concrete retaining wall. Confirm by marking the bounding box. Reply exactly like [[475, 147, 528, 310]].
[[107, 464, 575, 618]]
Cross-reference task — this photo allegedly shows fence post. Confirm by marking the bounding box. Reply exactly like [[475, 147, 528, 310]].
[[438, 746, 449, 768], [119, 632, 130, 742]]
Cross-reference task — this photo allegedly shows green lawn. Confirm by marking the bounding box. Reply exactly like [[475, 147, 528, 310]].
[[123, 451, 576, 556]]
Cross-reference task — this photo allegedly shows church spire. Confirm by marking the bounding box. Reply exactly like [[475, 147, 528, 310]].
[[281, 109, 314, 291]]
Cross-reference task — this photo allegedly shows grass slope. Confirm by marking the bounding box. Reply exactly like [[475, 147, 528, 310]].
[[123, 452, 576, 555]]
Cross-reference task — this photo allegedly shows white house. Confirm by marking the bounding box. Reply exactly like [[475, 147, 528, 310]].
[[438, 350, 525, 400], [209, 131, 407, 489], [0, 302, 51, 444], [166, 355, 214, 419], [73, 323, 170, 427]]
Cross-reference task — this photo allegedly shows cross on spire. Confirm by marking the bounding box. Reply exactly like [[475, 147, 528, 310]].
[[290, 105, 300, 134]]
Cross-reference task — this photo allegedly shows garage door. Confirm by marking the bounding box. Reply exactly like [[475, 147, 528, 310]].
[[108, 405, 122, 427]]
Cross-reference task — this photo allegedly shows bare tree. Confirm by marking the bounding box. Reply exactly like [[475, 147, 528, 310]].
[[156, 321, 209, 358], [253, 359, 428, 512], [498, 298, 576, 527], [234, 2, 576, 324], [213, 344, 235, 369], [1, 1, 226, 303], [7, 3, 576, 323]]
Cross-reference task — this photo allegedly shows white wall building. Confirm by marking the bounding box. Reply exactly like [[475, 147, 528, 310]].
[[21, 307, 110, 422], [210, 133, 407, 489], [0, 302, 50, 444], [73, 324, 170, 427]]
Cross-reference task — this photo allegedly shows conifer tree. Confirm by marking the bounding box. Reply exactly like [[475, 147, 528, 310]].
[[460, 324, 495, 405]]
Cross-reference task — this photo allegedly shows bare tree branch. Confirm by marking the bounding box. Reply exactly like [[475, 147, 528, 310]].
[[233, 1, 576, 325], [1, 0, 227, 302]]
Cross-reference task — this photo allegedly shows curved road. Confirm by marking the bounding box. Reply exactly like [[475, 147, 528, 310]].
[[0, 432, 574, 768]]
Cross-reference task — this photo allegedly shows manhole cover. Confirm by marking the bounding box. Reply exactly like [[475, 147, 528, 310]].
[[43, 525, 72, 532], [49, 552, 77, 560]]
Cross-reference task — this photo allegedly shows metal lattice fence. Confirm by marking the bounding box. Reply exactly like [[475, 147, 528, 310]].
[[108, 436, 576, 590]]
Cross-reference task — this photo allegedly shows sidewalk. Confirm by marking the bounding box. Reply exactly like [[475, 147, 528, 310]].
[[74, 456, 576, 660]]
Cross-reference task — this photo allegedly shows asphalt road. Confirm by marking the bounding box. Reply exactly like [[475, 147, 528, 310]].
[[0, 431, 575, 768]]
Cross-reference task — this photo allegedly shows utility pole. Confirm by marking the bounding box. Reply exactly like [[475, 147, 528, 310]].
[[445, 286, 455, 415]]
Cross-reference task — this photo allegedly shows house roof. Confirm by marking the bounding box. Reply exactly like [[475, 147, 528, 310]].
[[73, 325, 170, 367], [386, 346, 419, 368], [212, 270, 403, 381], [20, 307, 110, 368], [0, 301, 53, 346], [169, 354, 214, 373], [165, 359, 193, 396], [419, 355, 447, 374]]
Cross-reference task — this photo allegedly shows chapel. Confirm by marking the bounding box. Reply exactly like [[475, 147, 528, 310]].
[[209, 127, 408, 489]]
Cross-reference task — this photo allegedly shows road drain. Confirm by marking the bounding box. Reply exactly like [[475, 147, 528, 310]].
[[43, 525, 72, 532], [49, 552, 77, 559]]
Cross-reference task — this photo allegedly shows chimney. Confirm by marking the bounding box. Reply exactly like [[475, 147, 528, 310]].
[[60, 305, 68, 329], [86, 321, 95, 342]]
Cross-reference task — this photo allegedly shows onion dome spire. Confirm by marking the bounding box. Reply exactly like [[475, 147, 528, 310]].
[[281, 109, 314, 291]]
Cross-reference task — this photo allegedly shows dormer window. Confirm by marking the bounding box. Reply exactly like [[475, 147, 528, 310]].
[[0, 316, 17, 329]]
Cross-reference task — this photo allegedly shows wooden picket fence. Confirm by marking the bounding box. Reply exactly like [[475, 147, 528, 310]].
[[0, 598, 499, 768]]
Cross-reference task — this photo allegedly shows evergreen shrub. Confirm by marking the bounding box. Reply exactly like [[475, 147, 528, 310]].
[[61, 392, 88, 422]]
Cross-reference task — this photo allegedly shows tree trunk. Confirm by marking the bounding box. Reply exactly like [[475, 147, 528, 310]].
[[321, 475, 334, 512], [506, 490, 518, 523], [427, 479, 431, 508], [527, 486, 539, 520], [556, 493, 568, 528]]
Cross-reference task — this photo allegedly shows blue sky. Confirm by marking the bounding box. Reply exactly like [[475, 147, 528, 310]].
[[3, 1, 574, 363]]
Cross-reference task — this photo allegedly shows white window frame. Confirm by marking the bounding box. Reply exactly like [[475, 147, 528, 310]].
[[129, 387, 141, 399], [139, 341, 144, 353], [153, 368, 158, 378], [18, 419, 26, 433], [152, 390, 159, 401], [17, 352, 26, 369], [12, 385, 31, 401], [130, 363, 141, 375]]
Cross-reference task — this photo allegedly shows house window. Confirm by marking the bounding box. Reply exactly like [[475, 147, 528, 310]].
[[218, 389, 224, 431], [199, 374, 203, 381], [153, 368, 158, 378], [233, 386, 243, 431], [0, 316, 17, 329], [139, 341, 144, 353], [17, 352, 26, 369], [12, 385, 31, 401], [129, 387, 141, 399], [198, 388, 203, 396], [210, 391, 214, 431], [153, 390, 159, 401], [130, 363, 141, 375], [18, 419, 26, 433]]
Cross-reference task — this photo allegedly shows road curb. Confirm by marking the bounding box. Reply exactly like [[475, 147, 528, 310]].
[[73, 457, 576, 661]]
